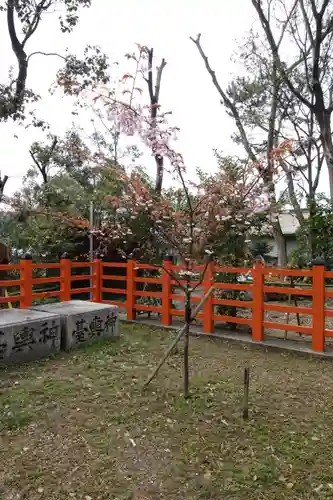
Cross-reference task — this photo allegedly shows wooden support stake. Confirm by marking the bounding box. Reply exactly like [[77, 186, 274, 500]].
[[243, 367, 250, 420], [143, 286, 215, 388]]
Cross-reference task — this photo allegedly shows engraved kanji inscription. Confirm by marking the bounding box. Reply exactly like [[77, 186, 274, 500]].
[[39, 320, 59, 347], [88, 315, 104, 339], [104, 312, 117, 334], [72, 318, 89, 343], [0, 331, 7, 359], [13, 326, 35, 352]]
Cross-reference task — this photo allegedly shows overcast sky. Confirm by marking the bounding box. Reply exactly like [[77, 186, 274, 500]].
[[0, 0, 258, 194], [0, 0, 328, 198]]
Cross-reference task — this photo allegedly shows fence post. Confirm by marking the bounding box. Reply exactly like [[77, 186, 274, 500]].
[[20, 253, 33, 309], [312, 258, 325, 352], [162, 255, 173, 326], [126, 259, 136, 320], [92, 255, 102, 303], [203, 256, 214, 333], [252, 259, 264, 342], [60, 252, 71, 302]]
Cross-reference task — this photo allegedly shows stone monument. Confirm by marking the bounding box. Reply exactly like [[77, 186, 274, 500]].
[[31, 300, 119, 350], [0, 309, 61, 364]]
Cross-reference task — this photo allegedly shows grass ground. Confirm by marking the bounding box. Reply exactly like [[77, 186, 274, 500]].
[[1, 324, 333, 499]]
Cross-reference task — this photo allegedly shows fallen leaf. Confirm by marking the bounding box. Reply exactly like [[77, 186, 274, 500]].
[[286, 483, 294, 489]]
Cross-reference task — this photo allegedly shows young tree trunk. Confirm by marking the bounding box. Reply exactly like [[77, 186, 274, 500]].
[[183, 297, 191, 398], [143, 287, 214, 390], [183, 323, 190, 398]]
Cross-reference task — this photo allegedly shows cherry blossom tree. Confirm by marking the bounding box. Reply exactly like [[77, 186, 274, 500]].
[[56, 43, 292, 396]]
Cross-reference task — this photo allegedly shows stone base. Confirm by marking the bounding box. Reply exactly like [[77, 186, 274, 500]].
[[31, 300, 119, 350], [0, 309, 61, 364]]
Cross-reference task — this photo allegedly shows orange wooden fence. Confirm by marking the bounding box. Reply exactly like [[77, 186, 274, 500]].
[[1, 255, 333, 352]]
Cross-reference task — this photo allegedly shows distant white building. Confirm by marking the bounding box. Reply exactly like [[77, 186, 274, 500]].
[[258, 210, 309, 260]]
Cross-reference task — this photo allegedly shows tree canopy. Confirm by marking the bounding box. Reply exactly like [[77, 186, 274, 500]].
[[1, 1, 333, 267]]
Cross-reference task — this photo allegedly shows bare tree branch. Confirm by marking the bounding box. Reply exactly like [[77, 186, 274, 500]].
[[30, 135, 58, 184], [27, 51, 66, 63], [299, 0, 314, 45], [146, 48, 167, 194], [190, 34, 257, 164], [277, 0, 299, 48], [191, 31, 290, 264], [251, 0, 313, 109], [251, 0, 333, 200]]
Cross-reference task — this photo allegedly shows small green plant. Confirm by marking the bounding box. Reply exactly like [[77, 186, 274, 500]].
[[249, 240, 273, 260]]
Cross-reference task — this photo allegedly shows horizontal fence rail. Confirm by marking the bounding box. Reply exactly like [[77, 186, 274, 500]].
[[0, 256, 332, 352]]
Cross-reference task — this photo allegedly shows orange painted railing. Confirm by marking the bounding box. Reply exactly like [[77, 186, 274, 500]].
[[1, 255, 333, 352]]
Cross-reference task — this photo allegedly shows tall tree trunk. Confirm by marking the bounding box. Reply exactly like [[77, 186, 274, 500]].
[[272, 221, 287, 266], [318, 111, 333, 200], [0, 175, 8, 202], [4, 0, 28, 120], [146, 48, 167, 195], [285, 171, 304, 226], [267, 61, 287, 267], [154, 155, 164, 194]]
